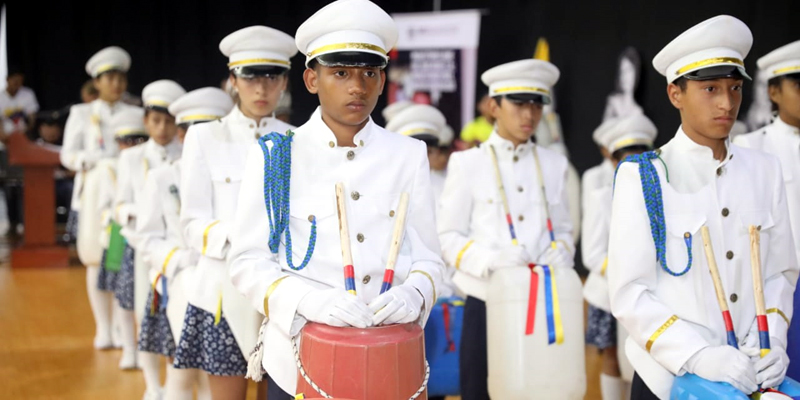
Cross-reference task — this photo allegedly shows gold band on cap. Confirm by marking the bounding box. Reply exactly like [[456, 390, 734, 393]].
[[227, 58, 291, 68], [774, 65, 800, 75], [179, 114, 222, 124], [95, 63, 124, 76], [401, 128, 437, 137], [611, 138, 653, 152], [146, 99, 170, 108], [115, 128, 146, 137], [675, 57, 744, 76], [307, 42, 387, 58], [492, 86, 551, 96]]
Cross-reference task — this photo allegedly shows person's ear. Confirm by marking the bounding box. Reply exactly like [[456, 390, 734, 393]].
[[768, 82, 782, 107], [667, 83, 683, 110], [489, 97, 501, 120], [304, 68, 319, 94]]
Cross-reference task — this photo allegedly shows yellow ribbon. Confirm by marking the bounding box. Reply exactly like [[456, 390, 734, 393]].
[[263, 276, 289, 319], [767, 308, 790, 326], [411, 270, 437, 304], [600, 257, 609, 276], [214, 293, 223, 326], [551, 270, 564, 344]]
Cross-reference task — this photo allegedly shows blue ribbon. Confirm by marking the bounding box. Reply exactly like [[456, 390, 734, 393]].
[[160, 276, 168, 311], [543, 266, 556, 344]]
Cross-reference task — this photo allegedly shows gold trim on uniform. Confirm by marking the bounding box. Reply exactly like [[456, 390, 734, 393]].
[[227, 58, 291, 68], [646, 315, 679, 353], [307, 42, 387, 58], [455, 240, 475, 270], [202, 220, 221, 255], [95, 63, 124, 75], [492, 86, 551, 96], [767, 308, 790, 326], [263, 276, 290, 319], [179, 114, 222, 124], [675, 57, 744, 76], [145, 99, 170, 108], [401, 128, 437, 137], [115, 128, 147, 137], [600, 257, 609, 276], [411, 270, 437, 304], [774, 65, 800, 75]]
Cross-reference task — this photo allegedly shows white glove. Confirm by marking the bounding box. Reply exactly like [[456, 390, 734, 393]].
[[740, 319, 761, 359], [368, 285, 425, 326], [755, 347, 790, 389], [488, 246, 531, 271], [684, 346, 758, 394], [297, 288, 373, 329], [540, 243, 574, 269]]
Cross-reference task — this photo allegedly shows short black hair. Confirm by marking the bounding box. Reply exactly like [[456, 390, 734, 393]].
[[7, 65, 23, 78], [673, 76, 688, 92], [144, 107, 172, 118], [307, 59, 320, 70], [767, 73, 800, 112]]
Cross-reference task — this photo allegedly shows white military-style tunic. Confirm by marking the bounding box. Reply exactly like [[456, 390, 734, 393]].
[[438, 131, 575, 301], [115, 138, 182, 246], [608, 128, 799, 399], [581, 159, 616, 310], [61, 99, 136, 211], [431, 168, 446, 209], [180, 106, 295, 358], [228, 107, 445, 394], [734, 117, 800, 265], [137, 161, 197, 338]]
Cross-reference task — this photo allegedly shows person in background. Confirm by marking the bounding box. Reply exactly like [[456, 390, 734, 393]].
[[82, 79, 99, 104], [0, 66, 39, 137], [459, 93, 495, 147]]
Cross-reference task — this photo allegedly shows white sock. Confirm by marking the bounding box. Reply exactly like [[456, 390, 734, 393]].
[[601, 374, 625, 400], [85, 265, 112, 348], [119, 307, 138, 369], [196, 371, 211, 400], [165, 365, 197, 400], [140, 352, 162, 393], [112, 305, 123, 348]]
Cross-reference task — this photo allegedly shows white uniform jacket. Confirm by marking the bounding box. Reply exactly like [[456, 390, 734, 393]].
[[115, 138, 182, 247], [180, 106, 294, 357], [735, 117, 800, 265], [438, 131, 575, 301], [608, 128, 798, 399], [61, 99, 135, 210], [581, 159, 616, 310], [137, 162, 197, 291], [228, 107, 445, 394]]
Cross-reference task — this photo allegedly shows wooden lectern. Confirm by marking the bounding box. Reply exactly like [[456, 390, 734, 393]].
[[7, 132, 69, 268]]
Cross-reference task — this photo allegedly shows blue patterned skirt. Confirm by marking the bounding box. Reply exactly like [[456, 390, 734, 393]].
[[97, 249, 120, 292], [138, 290, 176, 357], [173, 304, 247, 376], [586, 305, 617, 350], [114, 244, 135, 311]]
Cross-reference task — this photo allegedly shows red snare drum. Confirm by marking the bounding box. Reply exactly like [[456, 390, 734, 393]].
[[295, 323, 428, 400]]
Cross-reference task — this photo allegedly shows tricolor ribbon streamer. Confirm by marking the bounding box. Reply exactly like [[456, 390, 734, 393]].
[[149, 274, 167, 316], [525, 264, 564, 345]]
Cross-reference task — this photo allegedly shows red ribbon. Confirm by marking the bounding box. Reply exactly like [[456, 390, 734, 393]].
[[442, 303, 455, 352], [525, 263, 539, 335]]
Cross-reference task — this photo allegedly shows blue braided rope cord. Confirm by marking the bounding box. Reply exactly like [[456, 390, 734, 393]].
[[258, 130, 317, 271], [614, 151, 692, 276]]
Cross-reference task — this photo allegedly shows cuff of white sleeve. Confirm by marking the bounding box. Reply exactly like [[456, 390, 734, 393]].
[[203, 221, 229, 260], [265, 276, 315, 337], [404, 272, 436, 325]]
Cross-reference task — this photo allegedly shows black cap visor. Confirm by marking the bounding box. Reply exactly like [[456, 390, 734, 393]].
[[315, 51, 387, 68], [683, 65, 751, 81]]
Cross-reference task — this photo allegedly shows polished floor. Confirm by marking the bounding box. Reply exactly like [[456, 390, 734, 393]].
[[0, 260, 603, 399]]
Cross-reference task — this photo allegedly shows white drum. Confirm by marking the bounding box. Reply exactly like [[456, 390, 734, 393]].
[[487, 265, 586, 399]]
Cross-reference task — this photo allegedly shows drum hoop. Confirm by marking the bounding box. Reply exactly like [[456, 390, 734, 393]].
[[291, 334, 430, 399]]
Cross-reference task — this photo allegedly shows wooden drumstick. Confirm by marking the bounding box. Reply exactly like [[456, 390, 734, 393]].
[[379, 192, 410, 294], [749, 225, 771, 358], [700, 226, 738, 348], [335, 183, 356, 296]]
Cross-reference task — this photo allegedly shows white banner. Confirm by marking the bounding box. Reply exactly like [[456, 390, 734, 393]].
[[389, 10, 482, 132]]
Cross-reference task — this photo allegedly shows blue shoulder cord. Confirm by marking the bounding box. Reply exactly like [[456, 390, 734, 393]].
[[258, 131, 317, 271], [614, 150, 692, 276]]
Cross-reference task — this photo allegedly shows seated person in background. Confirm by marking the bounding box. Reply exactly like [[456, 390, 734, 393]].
[[0, 66, 39, 138]]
